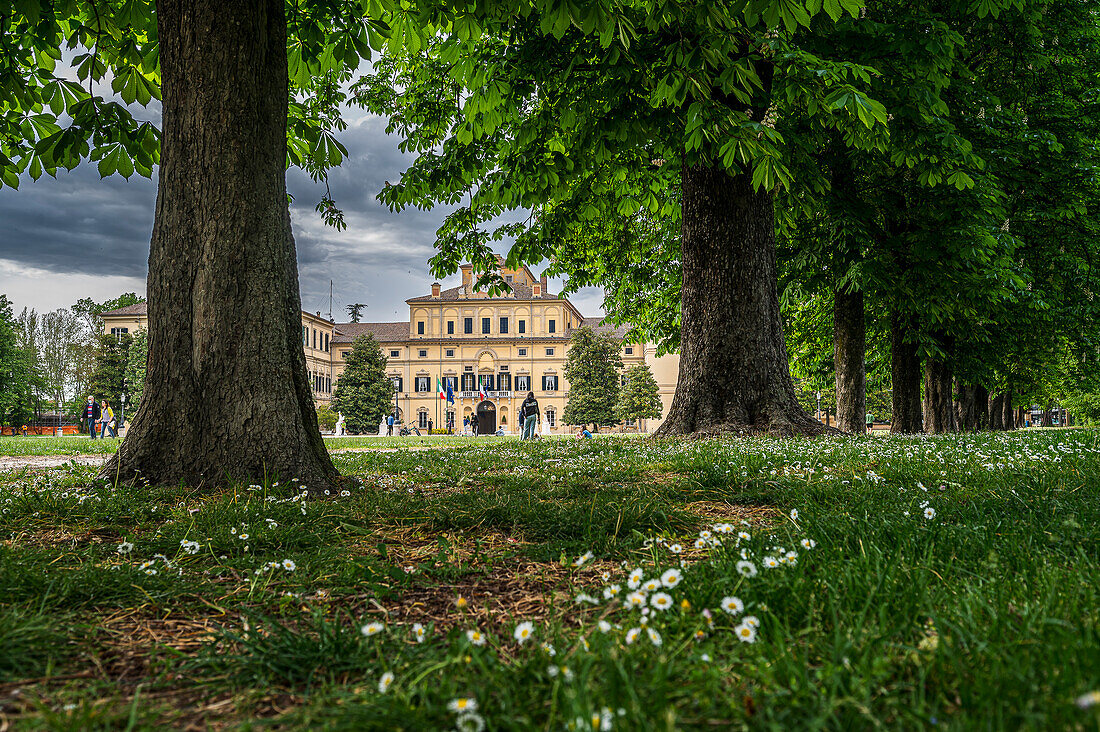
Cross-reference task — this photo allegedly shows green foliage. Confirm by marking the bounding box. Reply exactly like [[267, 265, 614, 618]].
[[615, 363, 662, 424], [315, 402, 338, 432], [562, 327, 622, 426], [0, 295, 42, 426], [331, 334, 393, 433], [88, 332, 130, 405], [124, 328, 147, 411]]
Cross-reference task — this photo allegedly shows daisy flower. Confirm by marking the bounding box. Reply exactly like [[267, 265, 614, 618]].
[[789, 508, 799, 521], [573, 551, 594, 567], [646, 628, 662, 647], [448, 698, 479, 714], [735, 622, 757, 643], [668, 544, 683, 554], [642, 579, 662, 592], [649, 592, 673, 611], [924, 506, 936, 520], [627, 568, 644, 589], [742, 615, 760, 628], [466, 629, 487, 646], [542, 642, 556, 656], [720, 596, 744, 615], [624, 627, 641, 645], [800, 538, 816, 550], [736, 560, 758, 578], [455, 713, 486, 732], [361, 622, 384, 637], [513, 621, 534, 644], [281, 559, 296, 571], [117, 541, 133, 554], [738, 531, 751, 541], [602, 584, 621, 599], [412, 623, 426, 643], [597, 620, 612, 633], [762, 556, 780, 569], [626, 591, 647, 609], [660, 568, 682, 588], [378, 671, 394, 693]]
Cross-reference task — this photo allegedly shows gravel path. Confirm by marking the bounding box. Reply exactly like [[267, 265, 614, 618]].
[[0, 454, 110, 471]]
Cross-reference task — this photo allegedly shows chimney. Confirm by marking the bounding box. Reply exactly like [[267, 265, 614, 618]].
[[540, 274, 548, 293], [532, 282, 541, 297], [431, 282, 441, 298], [461, 264, 472, 294]]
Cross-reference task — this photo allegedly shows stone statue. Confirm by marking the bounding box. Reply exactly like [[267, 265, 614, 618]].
[[335, 413, 346, 437], [379, 417, 387, 436]]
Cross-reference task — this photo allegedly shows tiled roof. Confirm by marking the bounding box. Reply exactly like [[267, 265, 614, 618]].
[[574, 316, 632, 340], [100, 303, 148, 317], [332, 322, 408, 344], [406, 283, 562, 303]]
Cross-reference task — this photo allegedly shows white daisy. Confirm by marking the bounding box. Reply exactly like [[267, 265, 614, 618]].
[[412, 623, 426, 643], [735, 622, 757, 643], [281, 559, 296, 571], [627, 568, 644, 589], [624, 627, 641, 645], [646, 627, 662, 646], [660, 568, 682, 588], [361, 622, 384, 637], [736, 560, 758, 578], [642, 579, 662, 592], [789, 508, 799, 521], [626, 591, 647, 608], [597, 620, 612, 633], [513, 621, 534, 644], [378, 671, 394, 693], [117, 541, 133, 554], [649, 592, 673, 611], [448, 698, 479, 713], [924, 506, 936, 520], [800, 538, 816, 550], [466, 629, 487, 646], [720, 596, 744, 615]]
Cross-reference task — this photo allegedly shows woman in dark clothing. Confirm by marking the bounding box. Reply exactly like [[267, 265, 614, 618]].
[[521, 391, 540, 440]]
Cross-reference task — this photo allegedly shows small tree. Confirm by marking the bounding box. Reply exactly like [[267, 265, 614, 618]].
[[0, 295, 41, 428], [332, 335, 393, 434], [124, 329, 149, 412], [89, 332, 132, 405], [315, 403, 338, 432], [346, 304, 367, 323], [616, 363, 663, 426], [563, 327, 623, 427]]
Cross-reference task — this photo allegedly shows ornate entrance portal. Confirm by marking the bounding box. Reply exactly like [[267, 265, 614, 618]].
[[476, 401, 496, 435]]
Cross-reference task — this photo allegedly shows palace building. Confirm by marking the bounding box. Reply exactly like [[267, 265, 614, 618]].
[[100, 259, 680, 434]]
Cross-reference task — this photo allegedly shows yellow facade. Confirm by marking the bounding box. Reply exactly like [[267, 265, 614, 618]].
[[101, 261, 681, 433]]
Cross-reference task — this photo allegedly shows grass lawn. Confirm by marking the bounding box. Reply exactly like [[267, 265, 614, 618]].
[[0, 430, 1098, 729]]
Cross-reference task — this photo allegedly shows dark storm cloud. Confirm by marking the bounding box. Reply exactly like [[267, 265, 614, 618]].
[[0, 111, 605, 318]]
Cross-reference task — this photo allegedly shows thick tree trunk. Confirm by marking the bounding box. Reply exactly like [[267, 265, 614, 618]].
[[833, 287, 866, 434], [890, 311, 923, 433], [1015, 406, 1027, 428], [922, 339, 955, 433], [989, 393, 1005, 430], [1001, 391, 1015, 430], [974, 384, 989, 430], [955, 381, 979, 431], [655, 166, 828, 436], [102, 0, 338, 489], [1041, 400, 1053, 427]]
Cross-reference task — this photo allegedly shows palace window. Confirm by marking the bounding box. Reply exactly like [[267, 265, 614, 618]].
[[464, 365, 473, 371], [624, 347, 633, 355], [444, 376, 458, 391], [518, 347, 527, 356], [110, 327, 129, 338], [464, 317, 474, 334], [447, 320, 454, 335], [415, 376, 430, 392], [417, 321, 425, 335], [518, 320, 526, 334], [505, 274, 513, 282], [342, 350, 349, 360], [545, 348, 554, 356], [302, 326, 307, 346], [419, 349, 428, 357], [542, 374, 558, 392], [462, 373, 476, 391], [312, 329, 317, 349], [515, 375, 530, 392], [545, 407, 557, 428], [481, 374, 495, 390], [325, 333, 330, 351], [418, 410, 429, 429], [390, 349, 400, 358], [500, 317, 508, 334], [498, 372, 511, 391], [446, 349, 455, 357], [548, 319, 556, 333], [391, 376, 403, 393], [482, 317, 491, 334]]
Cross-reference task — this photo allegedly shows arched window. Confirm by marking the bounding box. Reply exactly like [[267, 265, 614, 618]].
[[418, 410, 429, 429], [545, 407, 557, 428]]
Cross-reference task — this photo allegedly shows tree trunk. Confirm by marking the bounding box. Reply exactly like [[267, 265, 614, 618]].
[[974, 384, 989, 430], [1041, 401, 1053, 427], [1002, 390, 1015, 430], [989, 393, 1005, 430], [1015, 406, 1027, 428], [955, 381, 979, 431], [833, 286, 866, 434], [923, 348, 956, 433], [655, 166, 828, 436], [101, 0, 338, 489], [889, 311, 922, 433]]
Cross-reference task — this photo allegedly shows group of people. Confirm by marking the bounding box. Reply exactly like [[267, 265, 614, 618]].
[[84, 395, 119, 439]]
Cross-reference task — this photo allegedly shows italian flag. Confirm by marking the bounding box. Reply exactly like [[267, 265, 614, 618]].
[[437, 377, 446, 400]]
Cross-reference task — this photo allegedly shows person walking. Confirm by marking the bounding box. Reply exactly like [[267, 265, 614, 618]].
[[387, 413, 395, 436], [83, 396, 100, 439], [470, 412, 479, 436], [428, 419, 433, 433], [100, 400, 117, 438], [521, 391, 540, 440], [463, 415, 470, 434]]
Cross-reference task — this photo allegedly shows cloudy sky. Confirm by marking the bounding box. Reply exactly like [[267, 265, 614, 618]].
[[0, 108, 604, 323]]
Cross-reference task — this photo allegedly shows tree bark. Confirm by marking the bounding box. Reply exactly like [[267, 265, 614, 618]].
[[890, 311, 922, 433], [101, 0, 338, 489], [1015, 406, 1027, 428], [989, 392, 1005, 430], [1001, 390, 1015, 430], [1041, 400, 1053, 427], [955, 381, 979, 431], [833, 286, 866, 434], [655, 165, 828, 436], [974, 384, 989, 430], [922, 338, 955, 433]]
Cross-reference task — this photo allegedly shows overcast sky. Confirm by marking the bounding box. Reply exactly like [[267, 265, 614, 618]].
[[0, 109, 604, 323]]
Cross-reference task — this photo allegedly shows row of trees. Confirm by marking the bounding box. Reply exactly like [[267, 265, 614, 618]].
[[563, 327, 662, 428], [0, 293, 148, 427], [4, 0, 1096, 486]]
